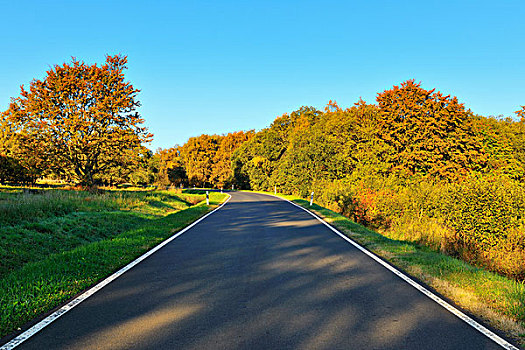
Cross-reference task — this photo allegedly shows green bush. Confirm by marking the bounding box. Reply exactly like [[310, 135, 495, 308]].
[[443, 175, 525, 249], [0, 155, 32, 184], [307, 175, 525, 279]]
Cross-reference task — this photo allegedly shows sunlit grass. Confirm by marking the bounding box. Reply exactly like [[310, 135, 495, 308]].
[[0, 187, 226, 338]]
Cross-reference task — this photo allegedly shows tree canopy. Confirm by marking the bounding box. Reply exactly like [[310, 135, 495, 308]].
[[2, 55, 152, 186], [375, 80, 487, 179]]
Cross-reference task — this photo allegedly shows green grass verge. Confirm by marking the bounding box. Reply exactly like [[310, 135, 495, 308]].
[[0, 188, 227, 338], [252, 191, 525, 345]]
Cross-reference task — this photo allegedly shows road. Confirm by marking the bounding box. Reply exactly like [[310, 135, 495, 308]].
[[13, 192, 507, 349]]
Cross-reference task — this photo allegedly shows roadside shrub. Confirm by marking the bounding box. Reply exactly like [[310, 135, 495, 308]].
[[311, 177, 395, 228], [443, 175, 525, 250], [350, 185, 391, 228], [299, 173, 525, 280], [480, 245, 525, 280], [311, 179, 352, 215]]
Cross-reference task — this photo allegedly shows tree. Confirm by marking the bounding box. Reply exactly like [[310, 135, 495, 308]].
[[376, 80, 487, 179], [95, 145, 152, 186], [0, 114, 40, 183], [212, 131, 254, 188], [0, 154, 30, 184], [167, 166, 187, 186], [180, 134, 221, 187], [231, 107, 321, 190], [154, 147, 179, 186], [3, 55, 152, 187], [516, 105, 525, 121], [272, 101, 390, 195], [127, 149, 158, 186], [470, 116, 524, 180]]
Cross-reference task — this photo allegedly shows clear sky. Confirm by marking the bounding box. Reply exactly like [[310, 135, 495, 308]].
[[1, 0, 524, 150]]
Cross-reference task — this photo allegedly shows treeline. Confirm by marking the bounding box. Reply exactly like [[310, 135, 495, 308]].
[[2, 58, 525, 280], [153, 130, 254, 188], [232, 81, 525, 192], [158, 80, 525, 279], [0, 52, 253, 188]]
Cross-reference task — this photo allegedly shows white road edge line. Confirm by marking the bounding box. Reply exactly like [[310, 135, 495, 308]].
[[1, 194, 231, 350], [271, 194, 519, 350]]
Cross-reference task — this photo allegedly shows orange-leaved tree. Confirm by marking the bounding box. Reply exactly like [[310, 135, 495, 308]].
[[154, 146, 187, 186], [376, 80, 486, 179], [3, 54, 152, 186], [516, 105, 525, 121]]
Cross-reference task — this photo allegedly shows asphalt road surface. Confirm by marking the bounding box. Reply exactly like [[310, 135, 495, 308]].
[[15, 192, 506, 349]]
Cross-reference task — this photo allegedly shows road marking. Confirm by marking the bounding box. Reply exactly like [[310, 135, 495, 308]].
[[1, 195, 231, 350], [271, 194, 519, 350]]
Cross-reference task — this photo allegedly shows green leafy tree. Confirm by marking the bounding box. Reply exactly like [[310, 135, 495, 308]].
[[126, 149, 158, 186], [180, 134, 221, 187], [212, 130, 255, 188], [0, 155, 30, 184], [154, 147, 182, 186], [96, 146, 152, 186], [470, 115, 524, 180], [232, 107, 321, 190], [272, 100, 389, 195], [167, 166, 187, 187]]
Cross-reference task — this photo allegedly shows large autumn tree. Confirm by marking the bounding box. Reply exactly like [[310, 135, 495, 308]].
[[376, 80, 487, 179], [3, 54, 152, 186]]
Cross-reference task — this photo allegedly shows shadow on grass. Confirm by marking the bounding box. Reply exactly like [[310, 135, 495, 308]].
[[0, 195, 226, 339]]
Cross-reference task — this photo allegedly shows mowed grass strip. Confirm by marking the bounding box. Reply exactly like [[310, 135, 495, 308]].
[[0, 189, 203, 277], [0, 188, 227, 338], [257, 192, 525, 346]]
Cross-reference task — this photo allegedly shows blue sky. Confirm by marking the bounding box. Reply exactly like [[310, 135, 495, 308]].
[[1, 0, 524, 150]]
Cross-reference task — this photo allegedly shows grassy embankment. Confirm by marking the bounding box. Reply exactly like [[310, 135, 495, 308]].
[[253, 191, 525, 346], [0, 187, 227, 339]]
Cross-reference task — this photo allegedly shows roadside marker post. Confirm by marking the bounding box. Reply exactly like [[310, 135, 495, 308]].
[[274, 186, 277, 195], [310, 191, 314, 206], [206, 191, 209, 205]]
